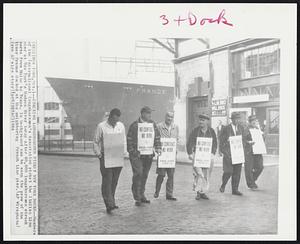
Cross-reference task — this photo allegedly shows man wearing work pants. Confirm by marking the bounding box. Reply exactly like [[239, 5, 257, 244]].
[[154, 111, 179, 201], [93, 108, 127, 214], [219, 112, 247, 196], [127, 106, 162, 206], [244, 115, 264, 190], [186, 114, 217, 200]]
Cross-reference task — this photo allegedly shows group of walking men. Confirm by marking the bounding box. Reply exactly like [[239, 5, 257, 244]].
[[93, 106, 264, 214]]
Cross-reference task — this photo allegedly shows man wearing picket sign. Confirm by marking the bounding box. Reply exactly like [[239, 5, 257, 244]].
[[186, 114, 217, 200], [219, 112, 247, 196], [127, 106, 162, 207], [244, 115, 265, 190], [93, 108, 127, 214], [154, 111, 179, 201]]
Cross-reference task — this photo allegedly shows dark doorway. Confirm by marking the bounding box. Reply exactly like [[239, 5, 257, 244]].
[[187, 96, 209, 141]]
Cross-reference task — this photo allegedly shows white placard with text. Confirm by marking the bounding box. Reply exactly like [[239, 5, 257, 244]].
[[138, 123, 154, 155], [193, 137, 212, 168], [249, 129, 267, 155], [158, 138, 177, 168], [103, 133, 124, 168], [229, 135, 245, 164]]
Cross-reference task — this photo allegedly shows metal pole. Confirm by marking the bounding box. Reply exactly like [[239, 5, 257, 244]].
[[61, 125, 63, 151], [48, 125, 50, 151], [43, 125, 46, 151], [83, 126, 86, 151]]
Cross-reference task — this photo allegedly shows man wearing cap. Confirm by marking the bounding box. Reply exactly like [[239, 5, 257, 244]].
[[154, 111, 179, 201], [244, 115, 264, 190], [93, 108, 127, 214], [219, 112, 246, 196], [127, 106, 162, 206], [186, 114, 217, 200]]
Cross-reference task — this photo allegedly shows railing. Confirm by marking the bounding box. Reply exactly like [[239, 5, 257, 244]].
[[38, 139, 94, 152], [39, 124, 98, 152]]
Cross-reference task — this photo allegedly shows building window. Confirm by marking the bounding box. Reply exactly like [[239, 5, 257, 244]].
[[44, 129, 60, 135], [240, 43, 280, 79], [44, 102, 59, 110], [64, 129, 73, 135], [64, 117, 71, 123], [268, 109, 279, 134], [44, 117, 59, 123], [197, 100, 208, 108]]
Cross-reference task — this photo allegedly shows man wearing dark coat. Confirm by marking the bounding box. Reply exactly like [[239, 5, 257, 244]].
[[186, 114, 218, 200], [127, 106, 162, 206], [219, 112, 247, 196]]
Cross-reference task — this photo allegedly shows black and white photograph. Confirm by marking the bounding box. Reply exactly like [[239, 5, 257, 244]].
[[3, 3, 296, 241], [37, 37, 280, 235]]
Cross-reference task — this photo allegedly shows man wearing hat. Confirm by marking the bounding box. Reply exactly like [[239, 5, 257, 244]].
[[244, 115, 264, 190], [219, 112, 246, 196], [127, 106, 162, 206], [186, 113, 217, 200]]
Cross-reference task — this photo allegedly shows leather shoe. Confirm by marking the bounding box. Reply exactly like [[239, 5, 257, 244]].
[[154, 193, 159, 198], [249, 185, 258, 190], [141, 198, 150, 203], [135, 201, 142, 206], [106, 206, 114, 214], [200, 193, 209, 200], [195, 192, 201, 200], [166, 196, 177, 201], [219, 186, 225, 193], [232, 190, 243, 196]]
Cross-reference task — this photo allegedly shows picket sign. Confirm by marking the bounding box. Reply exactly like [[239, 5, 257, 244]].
[[158, 138, 177, 168], [103, 132, 124, 168], [249, 128, 267, 154], [193, 137, 212, 168], [229, 135, 245, 164], [138, 123, 155, 155]]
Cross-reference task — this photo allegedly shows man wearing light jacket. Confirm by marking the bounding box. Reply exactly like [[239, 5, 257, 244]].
[[93, 108, 127, 214], [154, 111, 179, 201]]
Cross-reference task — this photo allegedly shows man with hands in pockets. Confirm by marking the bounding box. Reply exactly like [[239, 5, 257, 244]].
[[127, 106, 162, 207]]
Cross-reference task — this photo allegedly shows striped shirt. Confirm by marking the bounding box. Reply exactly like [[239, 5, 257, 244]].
[[157, 122, 179, 140]]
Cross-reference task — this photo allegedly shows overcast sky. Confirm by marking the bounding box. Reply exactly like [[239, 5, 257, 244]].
[[37, 37, 243, 88]]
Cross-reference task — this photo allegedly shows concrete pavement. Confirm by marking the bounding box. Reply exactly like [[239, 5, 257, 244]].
[[38, 154, 278, 234], [38, 150, 279, 166]]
